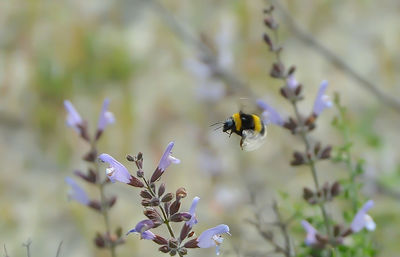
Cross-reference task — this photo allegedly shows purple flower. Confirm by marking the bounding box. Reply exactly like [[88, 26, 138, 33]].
[[197, 224, 230, 255], [64, 100, 83, 133], [301, 220, 318, 245], [186, 197, 200, 227], [158, 142, 180, 171], [286, 74, 299, 89], [351, 200, 376, 233], [65, 177, 90, 205], [312, 80, 332, 116], [97, 98, 115, 132], [98, 154, 131, 183], [256, 99, 284, 126], [127, 220, 155, 240]]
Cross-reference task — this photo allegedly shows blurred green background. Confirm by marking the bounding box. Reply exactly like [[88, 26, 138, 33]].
[[1, 0, 400, 256]]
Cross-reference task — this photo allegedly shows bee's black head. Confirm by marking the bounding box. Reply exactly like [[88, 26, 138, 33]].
[[223, 118, 235, 132]]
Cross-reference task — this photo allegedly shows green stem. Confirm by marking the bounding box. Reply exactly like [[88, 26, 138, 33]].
[[292, 103, 331, 237], [142, 178, 176, 239]]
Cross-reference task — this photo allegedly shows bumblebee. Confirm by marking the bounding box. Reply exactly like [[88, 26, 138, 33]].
[[218, 111, 267, 151]]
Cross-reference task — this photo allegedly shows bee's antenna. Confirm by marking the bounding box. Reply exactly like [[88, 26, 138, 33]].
[[209, 121, 223, 127], [213, 125, 224, 131]]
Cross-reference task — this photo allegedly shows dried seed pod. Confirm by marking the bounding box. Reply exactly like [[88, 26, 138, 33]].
[[176, 187, 187, 199]]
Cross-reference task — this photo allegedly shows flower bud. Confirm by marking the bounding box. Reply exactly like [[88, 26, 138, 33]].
[[170, 212, 192, 222], [126, 155, 135, 162], [150, 197, 160, 207], [168, 238, 179, 248], [94, 233, 105, 248], [153, 235, 168, 245], [178, 248, 188, 255], [128, 176, 144, 188], [140, 190, 152, 199], [161, 193, 174, 203], [183, 238, 199, 248], [176, 187, 187, 199], [159, 246, 170, 253], [158, 183, 166, 197]]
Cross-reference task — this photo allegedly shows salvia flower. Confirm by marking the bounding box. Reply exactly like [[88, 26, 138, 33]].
[[301, 220, 318, 246], [151, 142, 180, 182], [286, 74, 299, 90], [351, 200, 376, 233], [312, 80, 332, 116], [186, 197, 200, 228], [98, 154, 131, 183], [127, 220, 155, 239], [256, 99, 284, 126], [64, 100, 84, 133], [197, 224, 230, 255], [65, 177, 90, 205], [97, 98, 115, 132]]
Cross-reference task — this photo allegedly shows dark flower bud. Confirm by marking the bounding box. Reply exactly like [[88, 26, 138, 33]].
[[180, 223, 192, 241], [78, 122, 90, 142], [159, 245, 170, 253], [170, 212, 192, 222], [303, 187, 314, 201], [320, 146, 332, 159], [141, 199, 151, 207], [150, 197, 160, 207], [331, 181, 341, 197], [280, 87, 289, 99], [270, 62, 285, 78], [164, 202, 171, 217], [178, 248, 187, 255], [94, 233, 105, 248], [291, 151, 305, 166], [158, 183, 166, 197], [295, 84, 303, 96], [88, 201, 102, 212], [136, 152, 143, 169], [150, 183, 156, 193], [341, 228, 352, 237], [315, 234, 329, 245], [144, 208, 162, 223], [283, 117, 298, 134], [170, 200, 181, 216], [263, 5, 274, 14], [83, 148, 97, 163], [150, 168, 163, 183], [263, 33, 273, 50], [333, 224, 343, 237], [264, 16, 278, 30], [169, 249, 177, 256], [126, 155, 135, 162], [183, 238, 199, 248], [74, 169, 97, 184], [161, 193, 174, 203], [314, 142, 321, 155], [137, 169, 144, 178], [169, 238, 179, 249], [128, 176, 144, 188], [107, 196, 117, 208], [176, 187, 187, 199], [140, 190, 152, 199], [153, 235, 168, 245]]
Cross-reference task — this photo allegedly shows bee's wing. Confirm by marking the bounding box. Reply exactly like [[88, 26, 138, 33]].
[[241, 129, 267, 151]]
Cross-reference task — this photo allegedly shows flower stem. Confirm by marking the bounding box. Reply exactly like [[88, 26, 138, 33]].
[[292, 102, 331, 237], [142, 178, 176, 239], [92, 142, 116, 257]]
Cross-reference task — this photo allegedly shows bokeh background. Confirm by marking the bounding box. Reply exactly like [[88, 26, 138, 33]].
[[1, 0, 400, 256]]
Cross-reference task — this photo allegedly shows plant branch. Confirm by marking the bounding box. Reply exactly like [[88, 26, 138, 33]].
[[270, 0, 400, 113], [22, 239, 31, 257], [55, 241, 63, 257]]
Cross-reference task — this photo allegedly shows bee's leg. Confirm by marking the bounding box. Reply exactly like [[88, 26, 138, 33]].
[[229, 131, 233, 138], [240, 138, 244, 150]]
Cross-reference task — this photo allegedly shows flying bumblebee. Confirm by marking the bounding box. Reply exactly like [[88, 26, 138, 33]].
[[213, 111, 267, 151]]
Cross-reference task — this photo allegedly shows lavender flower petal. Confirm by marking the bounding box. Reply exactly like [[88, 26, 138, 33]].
[[98, 153, 131, 183], [351, 200, 375, 233], [158, 142, 180, 171], [97, 98, 115, 132], [197, 224, 230, 255], [312, 80, 332, 116], [65, 177, 90, 205], [186, 197, 200, 227], [301, 220, 318, 245], [286, 74, 299, 89], [127, 220, 155, 239], [64, 100, 83, 132], [256, 99, 284, 126]]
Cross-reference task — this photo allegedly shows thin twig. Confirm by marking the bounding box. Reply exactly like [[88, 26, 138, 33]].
[[272, 200, 294, 257], [270, 0, 400, 113], [4, 244, 10, 257], [22, 239, 32, 257], [55, 241, 63, 257]]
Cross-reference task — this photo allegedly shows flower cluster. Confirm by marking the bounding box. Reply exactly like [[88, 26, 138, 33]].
[[64, 99, 123, 255], [98, 142, 230, 256], [258, 6, 375, 253]]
